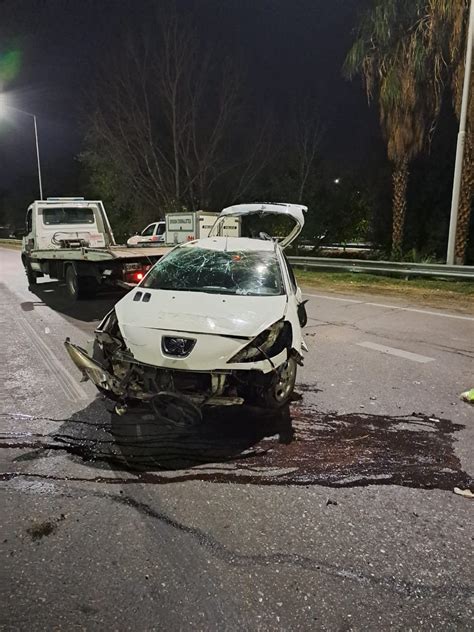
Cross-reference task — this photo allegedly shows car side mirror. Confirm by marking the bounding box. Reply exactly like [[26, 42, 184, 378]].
[[297, 300, 308, 327]]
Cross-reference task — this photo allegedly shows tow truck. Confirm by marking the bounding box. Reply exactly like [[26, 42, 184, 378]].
[[21, 198, 170, 300]]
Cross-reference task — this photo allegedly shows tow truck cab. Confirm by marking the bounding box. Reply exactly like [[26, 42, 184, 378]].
[[24, 198, 115, 251]]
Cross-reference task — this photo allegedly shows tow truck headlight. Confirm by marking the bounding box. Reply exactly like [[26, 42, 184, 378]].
[[229, 321, 292, 363]]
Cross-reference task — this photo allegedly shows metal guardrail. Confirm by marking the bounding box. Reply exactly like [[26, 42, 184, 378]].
[[287, 256, 474, 280], [0, 239, 472, 280]]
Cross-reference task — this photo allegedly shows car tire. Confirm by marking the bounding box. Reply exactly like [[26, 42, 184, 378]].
[[261, 356, 297, 409], [65, 265, 97, 300], [242, 356, 298, 409]]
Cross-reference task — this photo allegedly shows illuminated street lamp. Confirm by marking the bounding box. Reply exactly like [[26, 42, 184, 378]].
[[0, 96, 44, 199]]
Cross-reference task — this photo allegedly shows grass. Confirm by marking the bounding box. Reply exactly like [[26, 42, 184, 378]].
[[0, 240, 22, 249], [296, 269, 474, 312]]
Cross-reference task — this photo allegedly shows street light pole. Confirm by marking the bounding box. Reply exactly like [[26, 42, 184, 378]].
[[0, 103, 44, 200], [32, 115, 43, 200], [446, 0, 474, 265]]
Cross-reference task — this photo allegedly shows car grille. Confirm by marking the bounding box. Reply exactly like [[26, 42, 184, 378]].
[[162, 336, 196, 357]]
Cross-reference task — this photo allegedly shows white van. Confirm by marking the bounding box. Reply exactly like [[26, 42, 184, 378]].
[[165, 211, 240, 244]]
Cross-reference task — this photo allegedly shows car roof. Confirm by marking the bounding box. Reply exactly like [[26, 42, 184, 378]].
[[180, 237, 278, 252]]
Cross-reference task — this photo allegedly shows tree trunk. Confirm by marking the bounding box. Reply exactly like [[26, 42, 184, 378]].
[[391, 158, 409, 259], [454, 130, 473, 264]]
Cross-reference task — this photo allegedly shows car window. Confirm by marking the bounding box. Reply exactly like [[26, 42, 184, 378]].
[[141, 224, 156, 237], [143, 246, 284, 296], [156, 223, 166, 236]]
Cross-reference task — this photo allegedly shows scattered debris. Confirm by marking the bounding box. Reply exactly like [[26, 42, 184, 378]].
[[460, 389, 474, 405], [453, 487, 474, 499], [26, 520, 57, 541]]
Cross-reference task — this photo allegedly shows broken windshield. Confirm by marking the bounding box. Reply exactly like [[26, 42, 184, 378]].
[[142, 247, 284, 296]]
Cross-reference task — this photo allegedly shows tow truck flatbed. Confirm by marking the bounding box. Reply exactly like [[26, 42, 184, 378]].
[[29, 245, 172, 262]]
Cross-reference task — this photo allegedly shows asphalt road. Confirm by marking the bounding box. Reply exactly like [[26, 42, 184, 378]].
[[1, 246, 473, 631]]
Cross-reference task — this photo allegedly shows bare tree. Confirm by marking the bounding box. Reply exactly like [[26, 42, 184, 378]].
[[83, 12, 269, 218], [291, 102, 324, 202]]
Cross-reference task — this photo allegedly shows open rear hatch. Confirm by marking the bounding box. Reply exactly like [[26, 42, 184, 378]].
[[211, 203, 307, 248]]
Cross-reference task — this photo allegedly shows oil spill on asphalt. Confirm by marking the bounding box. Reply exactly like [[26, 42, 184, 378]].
[[1, 394, 472, 490]]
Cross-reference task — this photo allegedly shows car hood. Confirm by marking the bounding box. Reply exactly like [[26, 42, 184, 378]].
[[115, 289, 288, 338]]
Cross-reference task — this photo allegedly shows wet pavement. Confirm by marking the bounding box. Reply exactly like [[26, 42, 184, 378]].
[[1, 397, 472, 491]]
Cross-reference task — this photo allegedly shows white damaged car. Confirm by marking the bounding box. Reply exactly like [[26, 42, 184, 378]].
[[65, 203, 308, 410]]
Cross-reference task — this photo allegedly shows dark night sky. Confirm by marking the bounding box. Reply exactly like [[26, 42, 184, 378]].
[[0, 0, 381, 197]]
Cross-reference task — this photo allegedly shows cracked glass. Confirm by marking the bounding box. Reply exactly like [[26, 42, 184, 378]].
[[143, 246, 284, 296]]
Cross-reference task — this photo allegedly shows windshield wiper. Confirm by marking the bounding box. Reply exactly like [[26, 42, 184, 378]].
[[151, 286, 234, 294]]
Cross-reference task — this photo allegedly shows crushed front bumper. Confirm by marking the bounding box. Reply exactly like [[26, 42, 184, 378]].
[[64, 339, 245, 406]]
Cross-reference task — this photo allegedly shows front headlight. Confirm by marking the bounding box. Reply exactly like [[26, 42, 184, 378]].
[[229, 321, 292, 363]]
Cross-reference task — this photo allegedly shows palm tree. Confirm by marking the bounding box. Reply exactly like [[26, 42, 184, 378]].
[[454, 67, 473, 263], [344, 1, 432, 258], [345, 0, 472, 261]]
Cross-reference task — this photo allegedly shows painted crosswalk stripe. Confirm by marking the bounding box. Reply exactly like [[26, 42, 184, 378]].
[[357, 341, 435, 364]]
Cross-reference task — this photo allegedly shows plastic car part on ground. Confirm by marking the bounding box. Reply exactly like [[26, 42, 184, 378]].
[[453, 487, 474, 498], [460, 388, 474, 404]]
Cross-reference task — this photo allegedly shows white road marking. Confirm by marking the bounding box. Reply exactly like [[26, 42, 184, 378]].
[[303, 292, 474, 322], [357, 341, 435, 364], [18, 318, 88, 401]]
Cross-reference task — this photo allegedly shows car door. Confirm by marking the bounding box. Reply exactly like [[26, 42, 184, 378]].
[[283, 253, 308, 327], [278, 250, 308, 356], [23, 206, 35, 252], [154, 222, 166, 242], [212, 203, 307, 248]]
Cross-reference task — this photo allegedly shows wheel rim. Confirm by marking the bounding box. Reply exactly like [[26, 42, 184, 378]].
[[273, 359, 296, 403]]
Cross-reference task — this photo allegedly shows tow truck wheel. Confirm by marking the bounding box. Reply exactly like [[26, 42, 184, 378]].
[[25, 261, 38, 286], [65, 265, 97, 300]]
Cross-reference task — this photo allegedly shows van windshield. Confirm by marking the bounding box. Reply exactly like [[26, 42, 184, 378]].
[[42, 207, 95, 225]]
